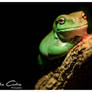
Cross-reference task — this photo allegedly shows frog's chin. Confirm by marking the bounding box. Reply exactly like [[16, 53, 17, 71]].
[[57, 24, 88, 32]]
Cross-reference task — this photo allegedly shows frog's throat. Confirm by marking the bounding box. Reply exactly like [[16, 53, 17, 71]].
[[56, 23, 88, 32]]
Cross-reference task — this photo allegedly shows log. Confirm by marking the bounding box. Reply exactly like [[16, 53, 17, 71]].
[[35, 34, 92, 90]]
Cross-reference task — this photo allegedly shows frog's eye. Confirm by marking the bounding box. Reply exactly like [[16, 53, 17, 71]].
[[56, 18, 65, 25], [82, 13, 87, 20], [59, 18, 65, 24]]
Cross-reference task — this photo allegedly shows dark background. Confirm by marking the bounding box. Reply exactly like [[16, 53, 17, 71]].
[[0, 2, 92, 89]]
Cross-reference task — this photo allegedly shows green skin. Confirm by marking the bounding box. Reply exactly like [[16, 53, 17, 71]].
[[38, 11, 88, 65]]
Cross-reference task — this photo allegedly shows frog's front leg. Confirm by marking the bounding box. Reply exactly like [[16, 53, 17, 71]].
[[47, 38, 74, 57], [38, 39, 75, 66]]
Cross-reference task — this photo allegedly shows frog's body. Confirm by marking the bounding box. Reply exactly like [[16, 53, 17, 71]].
[[40, 31, 74, 57], [38, 11, 88, 65]]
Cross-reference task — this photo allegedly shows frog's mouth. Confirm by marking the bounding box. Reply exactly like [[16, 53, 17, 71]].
[[56, 23, 88, 41], [57, 24, 88, 32]]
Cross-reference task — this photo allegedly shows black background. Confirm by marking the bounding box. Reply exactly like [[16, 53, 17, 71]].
[[0, 2, 92, 89]]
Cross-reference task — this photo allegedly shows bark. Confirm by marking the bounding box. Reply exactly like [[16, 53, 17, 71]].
[[35, 35, 92, 90]]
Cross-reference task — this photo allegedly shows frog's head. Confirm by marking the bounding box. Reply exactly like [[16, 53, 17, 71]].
[[53, 11, 88, 41]]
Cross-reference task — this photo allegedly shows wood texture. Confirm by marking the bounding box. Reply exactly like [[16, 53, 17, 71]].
[[35, 35, 92, 90]]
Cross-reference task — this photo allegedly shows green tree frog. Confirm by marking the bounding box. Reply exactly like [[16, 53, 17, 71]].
[[38, 11, 88, 65]]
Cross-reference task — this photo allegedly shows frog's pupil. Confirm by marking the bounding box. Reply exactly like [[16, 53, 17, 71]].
[[56, 18, 65, 25], [59, 18, 65, 24]]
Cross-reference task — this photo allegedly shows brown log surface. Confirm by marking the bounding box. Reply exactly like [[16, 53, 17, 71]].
[[35, 35, 92, 90]]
